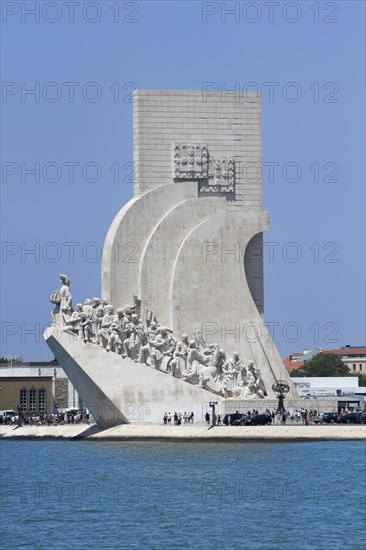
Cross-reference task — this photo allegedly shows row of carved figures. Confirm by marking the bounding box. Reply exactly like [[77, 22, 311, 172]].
[[50, 274, 267, 399]]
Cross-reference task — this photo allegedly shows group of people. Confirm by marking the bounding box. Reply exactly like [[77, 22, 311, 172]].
[[282, 408, 314, 424], [204, 412, 222, 424], [51, 274, 267, 398], [0, 412, 91, 426], [163, 412, 194, 425]]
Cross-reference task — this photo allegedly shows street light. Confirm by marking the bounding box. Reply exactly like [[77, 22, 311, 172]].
[[272, 381, 290, 415], [208, 401, 218, 427], [16, 404, 23, 427]]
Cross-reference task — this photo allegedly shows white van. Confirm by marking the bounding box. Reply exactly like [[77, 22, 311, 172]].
[[0, 410, 16, 418], [0, 409, 18, 422]]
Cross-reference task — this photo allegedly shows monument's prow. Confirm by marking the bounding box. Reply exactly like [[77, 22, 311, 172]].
[[46, 89, 298, 427]]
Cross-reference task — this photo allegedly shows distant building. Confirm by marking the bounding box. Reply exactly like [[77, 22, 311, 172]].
[[325, 347, 366, 375], [0, 361, 81, 414], [283, 346, 366, 375], [291, 376, 365, 410]]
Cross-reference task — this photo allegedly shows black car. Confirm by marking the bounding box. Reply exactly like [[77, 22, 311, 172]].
[[359, 411, 366, 424], [322, 412, 339, 424], [223, 412, 244, 426], [232, 415, 250, 426], [337, 412, 360, 424], [240, 414, 272, 426]]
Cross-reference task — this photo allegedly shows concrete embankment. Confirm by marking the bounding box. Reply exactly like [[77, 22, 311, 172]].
[[1, 423, 365, 442]]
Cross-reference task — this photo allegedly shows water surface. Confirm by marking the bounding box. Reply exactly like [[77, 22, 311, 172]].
[[1, 440, 365, 549]]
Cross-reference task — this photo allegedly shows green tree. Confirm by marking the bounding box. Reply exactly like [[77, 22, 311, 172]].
[[0, 356, 21, 363], [290, 353, 350, 377]]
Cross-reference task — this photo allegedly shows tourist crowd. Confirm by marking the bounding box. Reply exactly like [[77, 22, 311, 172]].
[[163, 412, 194, 425], [0, 412, 91, 426]]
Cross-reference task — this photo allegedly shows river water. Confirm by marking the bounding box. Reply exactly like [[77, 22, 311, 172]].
[[1, 440, 365, 549]]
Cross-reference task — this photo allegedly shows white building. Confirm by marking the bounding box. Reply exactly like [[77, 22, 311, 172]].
[[292, 376, 365, 409]]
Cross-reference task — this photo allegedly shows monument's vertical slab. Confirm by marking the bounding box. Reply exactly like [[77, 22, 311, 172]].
[[133, 89, 262, 209], [104, 90, 264, 316]]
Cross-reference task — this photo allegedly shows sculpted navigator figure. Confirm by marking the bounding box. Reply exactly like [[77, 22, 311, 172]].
[[50, 274, 73, 326], [80, 299, 94, 342], [107, 308, 128, 356], [198, 345, 228, 396], [138, 321, 159, 365], [241, 360, 266, 398], [99, 305, 115, 348], [90, 297, 101, 343], [125, 320, 145, 361], [59, 274, 72, 315], [149, 328, 176, 370], [107, 322, 124, 354], [168, 333, 189, 377], [182, 340, 205, 384], [96, 298, 108, 344], [64, 303, 83, 339]]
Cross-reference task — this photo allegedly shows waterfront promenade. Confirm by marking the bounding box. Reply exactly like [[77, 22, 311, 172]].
[[1, 423, 365, 442]]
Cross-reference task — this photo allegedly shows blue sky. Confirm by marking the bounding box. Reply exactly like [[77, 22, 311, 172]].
[[1, 0, 365, 361]]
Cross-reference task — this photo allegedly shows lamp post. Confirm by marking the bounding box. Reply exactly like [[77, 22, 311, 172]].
[[17, 404, 23, 427], [272, 381, 290, 415], [208, 401, 218, 427]]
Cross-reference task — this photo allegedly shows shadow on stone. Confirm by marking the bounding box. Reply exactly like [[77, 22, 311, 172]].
[[69, 424, 103, 440]]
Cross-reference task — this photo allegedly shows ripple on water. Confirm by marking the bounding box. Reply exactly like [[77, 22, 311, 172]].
[[1, 440, 365, 549]]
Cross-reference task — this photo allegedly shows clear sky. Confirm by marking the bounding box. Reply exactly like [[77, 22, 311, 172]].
[[1, 0, 365, 361]]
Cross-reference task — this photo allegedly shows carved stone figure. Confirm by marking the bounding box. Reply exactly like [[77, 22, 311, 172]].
[[79, 299, 93, 342], [149, 328, 175, 370], [124, 322, 143, 361], [64, 303, 83, 339], [138, 321, 159, 364], [241, 360, 266, 398], [131, 314, 146, 344], [107, 322, 124, 355], [90, 297, 101, 343], [198, 345, 228, 396], [221, 351, 245, 391], [99, 305, 115, 348], [92, 299, 104, 345], [50, 274, 73, 326], [106, 308, 128, 356], [168, 333, 189, 377], [229, 353, 247, 397], [182, 340, 205, 384]]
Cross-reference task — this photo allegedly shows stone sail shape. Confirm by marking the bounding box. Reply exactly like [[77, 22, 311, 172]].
[[101, 90, 298, 399]]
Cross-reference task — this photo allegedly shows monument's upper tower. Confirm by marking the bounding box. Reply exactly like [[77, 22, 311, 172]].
[[133, 89, 262, 209], [103, 88, 267, 321]]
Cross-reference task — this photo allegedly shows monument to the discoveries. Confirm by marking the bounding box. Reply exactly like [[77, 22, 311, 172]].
[[45, 89, 298, 427]]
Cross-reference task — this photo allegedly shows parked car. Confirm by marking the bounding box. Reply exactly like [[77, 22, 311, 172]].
[[322, 412, 339, 424], [0, 409, 16, 418], [337, 412, 360, 424], [0, 410, 16, 423], [359, 411, 366, 424], [223, 412, 244, 426], [240, 414, 272, 426], [232, 415, 250, 426]]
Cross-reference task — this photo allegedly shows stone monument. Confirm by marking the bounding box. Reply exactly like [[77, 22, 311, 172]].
[[44, 89, 298, 427]]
